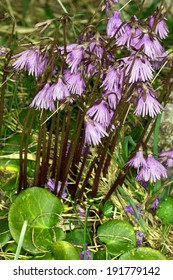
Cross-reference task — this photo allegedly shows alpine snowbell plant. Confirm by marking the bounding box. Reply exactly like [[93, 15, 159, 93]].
[[7, 0, 172, 207]]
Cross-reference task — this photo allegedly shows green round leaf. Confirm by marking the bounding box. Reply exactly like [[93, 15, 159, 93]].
[[97, 220, 136, 256], [8, 187, 63, 254], [51, 241, 80, 260], [119, 247, 167, 260], [156, 197, 173, 225]]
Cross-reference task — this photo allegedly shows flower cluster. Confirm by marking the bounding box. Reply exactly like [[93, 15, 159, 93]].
[[12, 4, 169, 148]]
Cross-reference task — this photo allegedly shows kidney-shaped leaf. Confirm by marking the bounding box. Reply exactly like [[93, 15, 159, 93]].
[[8, 187, 63, 254], [51, 241, 80, 260], [156, 197, 173, 225], [97, 220, 136, 256], [119, 247, 167, 260]]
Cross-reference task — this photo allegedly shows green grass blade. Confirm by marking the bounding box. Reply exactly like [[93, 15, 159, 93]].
[[14, 220, 28, 260]]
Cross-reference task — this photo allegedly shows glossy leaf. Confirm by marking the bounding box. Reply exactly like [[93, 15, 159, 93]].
[[156, 197, 173, 225], [119, 247, 167, 260], [97, 220, 136, 256], [51, 241, 80, 260], [8, 187, 63, 253]]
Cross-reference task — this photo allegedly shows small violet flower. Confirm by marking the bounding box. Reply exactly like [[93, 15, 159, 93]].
[[30, 83, 55, 111], [126, 150, 146, 170], [124, 53, 154, 83], [150, 197, 160, 210], [136, 154, 167, 183], [134, 33, 164, 60], [136, 231, 144, 247], [116, 22, 142, 48], [89, 41, 104, 59], [106, 10, 124, 38], [149, 13, 169, 39], [51, 77, 70, 101], [124, 204, 143, 217], [65, 44, 85, 73], [84, 117, 108, 146], [64, 70, 86, 96], [101, 66, 123, 96], [86, 100, 111, 126], [47, 179, 67, 198], [12, 48, 48, 77], [103, 90, 120, 110], [134, 84, 164, 118], [79, 244, 92, 260]]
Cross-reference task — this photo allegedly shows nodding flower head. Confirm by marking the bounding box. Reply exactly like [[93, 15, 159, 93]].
[[84, 116, 108, 146], [106, 10, 124, 38], [65, 43, 86, 73], [12, 48, 48, 77], [126, 150, 147, 170], [51, 77, 70, 101], [134, 84, 164, 118], [124, 53, 154, 83], [30, 83, 55, 111], [64, 69, 86, 96], [86, 100, 111, 126], [149, 12, 169, 39], [134, 33, 164, 60], [101, 66, 124, 94], [136, 154, 167, 183]]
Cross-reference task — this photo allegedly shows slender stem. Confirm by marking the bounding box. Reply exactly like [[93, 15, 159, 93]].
[[39, 112, 48, 186], [91, 134, 113, 198], [102, 131, 118, 177], [68, 132, 85, 198], [23, 110, 36, 189], [59, 108, 72, 177], [33, 112, 46, 186], [101, 170, 127, 206], [40, 114, 55, 186], [119, 0, 132, 11], [72, 146, 90, 198], [18, 109, 33, 193], [151, 60, 168, 85], [54, 111, 66, 194], [56, 0, 68, 13], [78, 157, 98, 200], [51, 113, 60, 178], [58, 110, 84, 198]]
